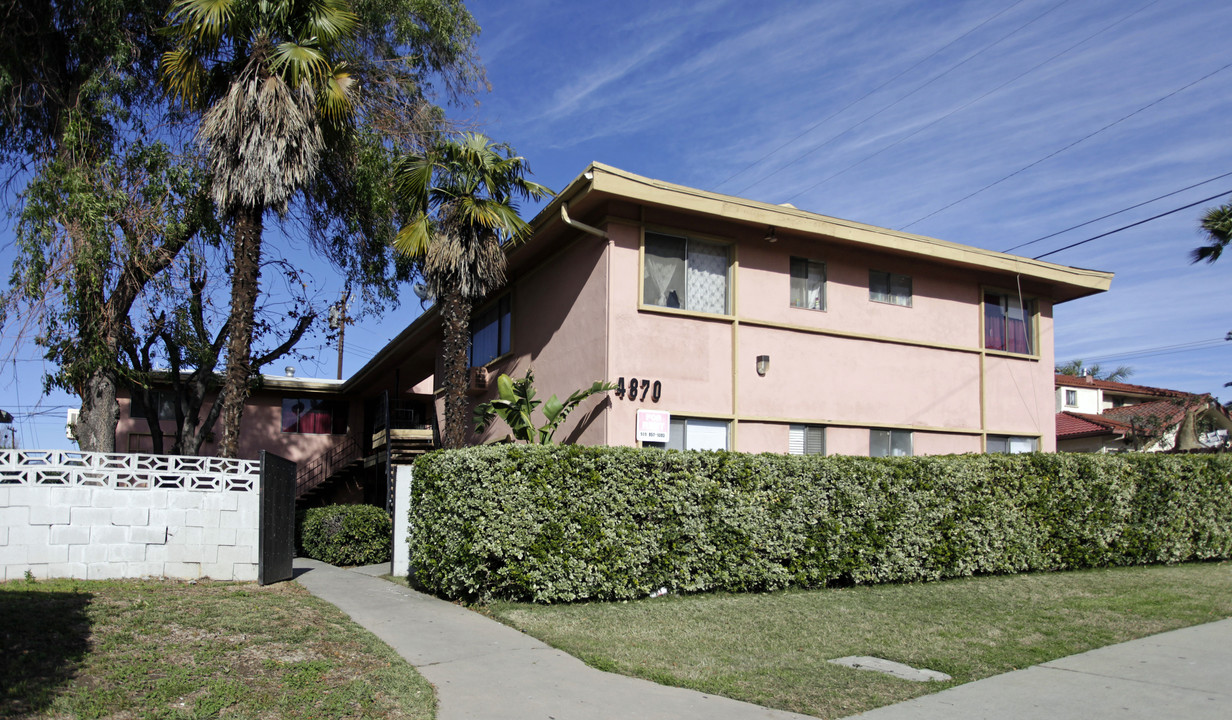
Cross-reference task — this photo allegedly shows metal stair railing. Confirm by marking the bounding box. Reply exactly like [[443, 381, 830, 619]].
[[295, 436, 361, 499]]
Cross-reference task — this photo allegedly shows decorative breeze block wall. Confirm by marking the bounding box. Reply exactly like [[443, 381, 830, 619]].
[[0, 450, 261, 582]]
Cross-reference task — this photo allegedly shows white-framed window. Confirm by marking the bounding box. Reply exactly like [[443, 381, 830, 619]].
[[1064, 389, 1078, 407], [643, 231, 729, 314], [869, 270, 912, 307], [984, 291, 1035, 355], [470, 294, 511, 366], [790, 258, 826, 311], [870, 429, 913, 457], [987, 435, 1038, 454], [789, 424, 825, 455], [650, 417, 729, 451]]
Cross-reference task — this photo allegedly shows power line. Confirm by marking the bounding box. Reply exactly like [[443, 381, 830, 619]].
[[780, 0, 1159, 205], [737, 0, 1073, 197], [900, 60, 1232, 230], [1033, 188, 1232, 259], [712, 0, 1032, 192], [1079, 337, 1229, 364], [1002, 171, 1232, 253]]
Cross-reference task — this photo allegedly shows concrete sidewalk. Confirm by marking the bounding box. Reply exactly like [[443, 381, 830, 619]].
[[293, 559, 1231, 720], [294, 558, 812, 719]]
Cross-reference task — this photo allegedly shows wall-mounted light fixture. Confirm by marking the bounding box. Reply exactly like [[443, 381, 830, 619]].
[[756, 354, 770, 377], [764, 226, 777, 243]]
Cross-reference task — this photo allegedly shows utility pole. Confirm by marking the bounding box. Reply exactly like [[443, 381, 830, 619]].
[[329, 288, 351, 381]]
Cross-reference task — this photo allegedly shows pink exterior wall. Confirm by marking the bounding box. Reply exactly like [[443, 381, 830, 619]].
[[591, 209, 1055, 456], [463, 230, 612, 445], [116, 391, 348, 463]]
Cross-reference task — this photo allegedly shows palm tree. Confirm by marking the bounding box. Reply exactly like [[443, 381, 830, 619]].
[[161, 0, 358, 456], [393, 133, 552, 448], [1191, 202, 1232, 264]]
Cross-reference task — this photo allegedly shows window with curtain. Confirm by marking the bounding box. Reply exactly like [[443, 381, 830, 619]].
[[869, 270, 912, 306], [986, 435, 1038, 453], [984, 292, 1034, 354], [1065, 389, 1078, 406], [470, 294, 512, 366], [870, 429, 912, 457], [789, 424, 825, 455], [790, 258, 825, 311], [643, 232, 729, 314], [281, 398, 348, 435]]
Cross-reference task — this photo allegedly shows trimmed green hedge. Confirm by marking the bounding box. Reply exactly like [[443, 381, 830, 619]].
[[409, 446, 1232, 603], [299, 504, 392, 566]]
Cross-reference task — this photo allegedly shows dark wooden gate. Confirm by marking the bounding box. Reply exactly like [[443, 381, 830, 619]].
[[258, 451, 297, 585]]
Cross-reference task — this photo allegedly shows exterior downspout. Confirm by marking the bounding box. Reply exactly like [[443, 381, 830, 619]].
[[561, 202, 608, 239]]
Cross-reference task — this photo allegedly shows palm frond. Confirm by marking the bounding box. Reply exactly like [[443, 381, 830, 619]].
[[167, 0, 236, 47], [393, 216, 433, 258], [319, 69, 355, 123], [270, 41, 331, 86], [299, 0, 360, 46], [160, 49, 208, 106], [1192, 202, 1232, 264]]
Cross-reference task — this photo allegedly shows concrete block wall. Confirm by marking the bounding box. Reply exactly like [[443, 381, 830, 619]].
[[1, 450, 260, 582]]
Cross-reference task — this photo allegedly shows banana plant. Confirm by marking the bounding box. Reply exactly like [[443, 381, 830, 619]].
[[473, 369, 615, 444]]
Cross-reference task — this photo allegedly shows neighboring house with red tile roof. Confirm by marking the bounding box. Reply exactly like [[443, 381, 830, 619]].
[[1055, 373, 1232, 452]]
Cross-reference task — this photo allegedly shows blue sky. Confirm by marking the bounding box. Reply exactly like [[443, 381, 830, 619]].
[[3, 0, 1231, 448]]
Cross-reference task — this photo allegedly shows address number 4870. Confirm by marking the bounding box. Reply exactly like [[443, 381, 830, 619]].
[[615, 377, 661, 402]]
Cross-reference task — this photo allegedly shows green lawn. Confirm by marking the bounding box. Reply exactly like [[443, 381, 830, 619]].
[[0, 576, 434, 720], [488, 562, 1232, 719]]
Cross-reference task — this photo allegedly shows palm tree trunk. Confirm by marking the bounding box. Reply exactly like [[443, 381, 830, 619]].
[[218, 207, 263, 458], [438, 289, 473, 449]]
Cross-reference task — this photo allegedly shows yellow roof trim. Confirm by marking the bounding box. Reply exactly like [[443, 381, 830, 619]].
[[575, 163, 1112, 297]]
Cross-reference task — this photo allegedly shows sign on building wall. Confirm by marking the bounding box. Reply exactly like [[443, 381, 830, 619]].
[[637, 409, 671, 443]]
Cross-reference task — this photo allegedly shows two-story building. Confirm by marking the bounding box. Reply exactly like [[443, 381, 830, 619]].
[[116, 163, 1113, 501]]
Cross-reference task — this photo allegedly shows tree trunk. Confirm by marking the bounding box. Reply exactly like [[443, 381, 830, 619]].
[[74, 367, 119, 452], [217, 207, 264, 458], [438, 290, 473, 449]]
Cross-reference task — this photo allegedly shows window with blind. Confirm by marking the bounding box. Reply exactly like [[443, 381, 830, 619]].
[[470, 294, 512, 366], [790, 258, 825, 311], [870, 429, 913, 457], [984, 292, 1035, 354], [643, 232, 729, 314], [788, 424, 825, 455], [869, 270, 911, 307]]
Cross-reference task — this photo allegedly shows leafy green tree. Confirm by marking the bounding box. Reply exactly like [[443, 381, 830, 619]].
[[474, 369, 614, 444], [0, 0, 173, 451], [393, 133, 553, 448], [1055, 359, 1134, 383]]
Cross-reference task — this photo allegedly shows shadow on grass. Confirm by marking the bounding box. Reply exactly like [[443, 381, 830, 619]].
[[0, 587, 93, 717]]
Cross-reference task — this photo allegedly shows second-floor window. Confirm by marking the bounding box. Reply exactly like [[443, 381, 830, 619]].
[[282, 398, 348, 435], [984, 292, 1034, 355], [643, 231, 729, 314], [790, 258, 825, 311], [869, 270, 912, 307], [1065, 389, 1078, 406], [471, 294, 511, 366]]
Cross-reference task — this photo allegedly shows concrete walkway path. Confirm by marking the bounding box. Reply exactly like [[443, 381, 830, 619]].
[[294, 558, 812, 719], [294, 559, 1232, 720]]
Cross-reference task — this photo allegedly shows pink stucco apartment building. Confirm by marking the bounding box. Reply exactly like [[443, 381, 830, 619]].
[[116, 163, 1112, 496]]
